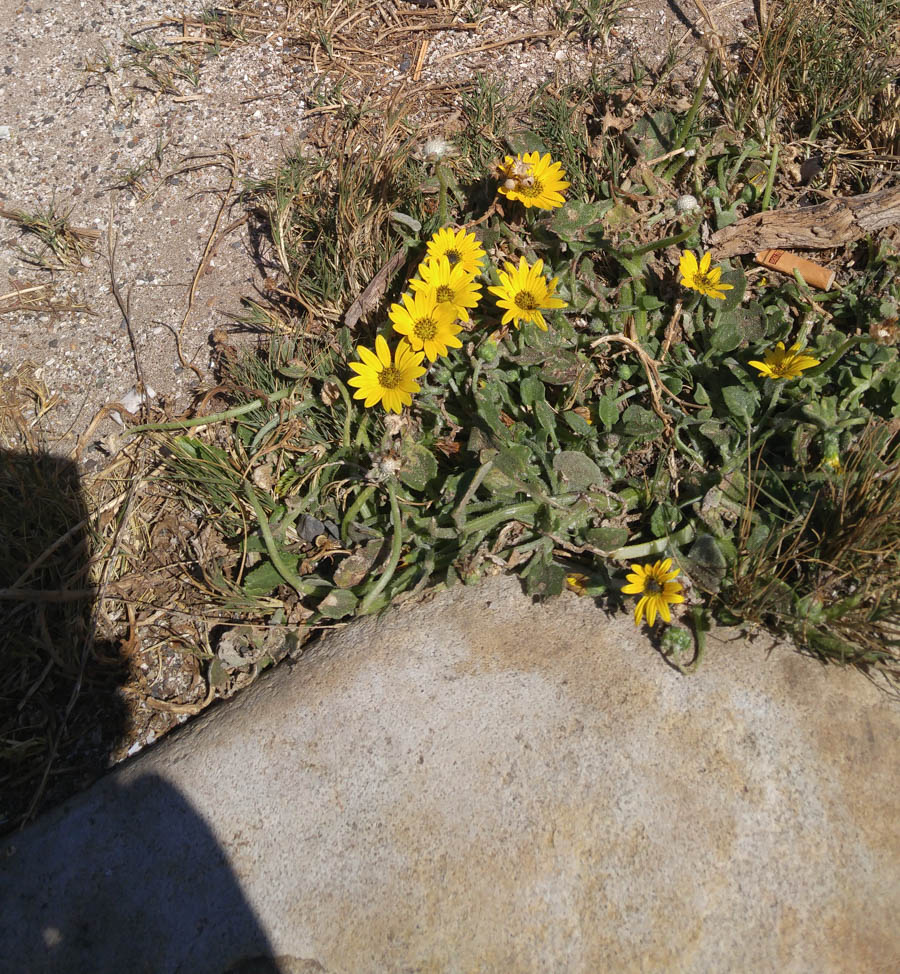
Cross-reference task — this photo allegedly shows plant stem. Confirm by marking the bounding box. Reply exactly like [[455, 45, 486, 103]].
[[668, 52, 714, 154], [330, 376, 354, 448], [452, 460, 494, 529], [360, 480, 403, 614], [436, 163, 449, 227], [127, 387, 295, 433], [805, 334, 873, 378], [243, 482, 312, 596], [621, 219, 701, 260], [760, 142, 779, 212], [608, 523, 696, 561], [341, 483, 377, 544], [462, 501, 539, 536]]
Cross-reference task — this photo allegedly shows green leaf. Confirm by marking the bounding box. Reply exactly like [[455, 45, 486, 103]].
[[710, 313, 742, 353], [630, 109, 677, 158], [507, 130, 547, 156], [650, 501, 680, 538], [534, 399, 557, 433], [519, 374, 546, 406], [494, 444, 532, 478], [722, 385, 760, 421], [732, 302, 767, 341], [563, 410, 593, 436], [475, 390, 504, 433], [586, 525, 629, 550], [681, 534, 727, 593], [604, 202, 638, 229], [317, 588, 359, 619], [597, 394, 619, 429], [699, 421, 731, 446], [243, 554, 301, 597], [715, 265, 747, 314], [553, 451, 606, 490], [620, 404, 664, 437], [399, 439, 438, 492], [548, 199, 613, 243], [523, 556, 566, 599], [539, 349, 582, 385]]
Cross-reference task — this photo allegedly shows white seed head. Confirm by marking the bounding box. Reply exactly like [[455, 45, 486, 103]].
[[421, 137, 453, 162], [675, 194, 699, 213]]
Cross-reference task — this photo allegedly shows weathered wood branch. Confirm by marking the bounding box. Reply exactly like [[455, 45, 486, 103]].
[[710, 185, 900, 257]]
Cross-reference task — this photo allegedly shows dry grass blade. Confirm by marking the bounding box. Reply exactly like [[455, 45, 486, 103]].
[[727, 422, 900, 675], [0, 204, 100, 269]]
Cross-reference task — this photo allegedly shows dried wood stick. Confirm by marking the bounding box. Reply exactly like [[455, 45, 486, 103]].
[[710, 185, 900, 257]]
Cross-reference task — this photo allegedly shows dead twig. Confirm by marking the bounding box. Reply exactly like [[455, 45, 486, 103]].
[[434, 31, 555, 64]]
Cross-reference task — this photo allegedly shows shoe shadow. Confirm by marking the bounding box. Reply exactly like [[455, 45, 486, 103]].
[[0, 771, 281, 974], [0, 449, 286, 972]]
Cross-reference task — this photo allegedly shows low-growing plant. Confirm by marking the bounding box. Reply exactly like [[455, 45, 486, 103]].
[[129, 79, 899, 682]]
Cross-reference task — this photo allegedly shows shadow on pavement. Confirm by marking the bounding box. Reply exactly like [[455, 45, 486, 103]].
[[0, 771, 285, 974], [0, 449, 299, 971]]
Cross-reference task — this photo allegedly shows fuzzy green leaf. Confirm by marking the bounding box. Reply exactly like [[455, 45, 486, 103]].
[[317, 588, 359, 619], [539, 349, 582, 385], [681, 534, 727, 593], [524, 556, 566, 598], [722, 385, 760, 421], [715, 266, 747, 314], [553, 451, 606, 490], [563, 410, 594, 436], [243, 554, 301, 597], [621, 404, 664, 437], [548, 200, 613, 242], [597, 394, 619, 429], [519, 374, 546, 406], [586, 525, 629, 550], [534, 399, 557, 433], [399, 440, 438, 492], [710, 314, 743, 353]]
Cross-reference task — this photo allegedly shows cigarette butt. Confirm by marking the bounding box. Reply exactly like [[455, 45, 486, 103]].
[[755, 249, 835, 290]]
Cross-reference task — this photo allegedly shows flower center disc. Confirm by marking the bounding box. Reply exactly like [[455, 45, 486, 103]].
[[515, 290, 538, 311], [435, 285, 454, 303], [517, 178, 543, 198], [414, 317, 438, 341], [379, 366, 402, 389], [445, 249, 461, 266], [645, 578, 663, 594]]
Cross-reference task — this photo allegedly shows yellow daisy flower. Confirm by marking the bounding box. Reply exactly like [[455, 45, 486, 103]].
[[409, 255, 482, 322], [389, 288, 462, 362], [748, 342, 821, 380], [348, 335, 426, 414], [622, 558, 685, 627], [487, 255, 568, 331], [496, 151, 570, 210], [565, 573, 589, 596], [679, 250, 734, 300], [425, 226, 486, 277]]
